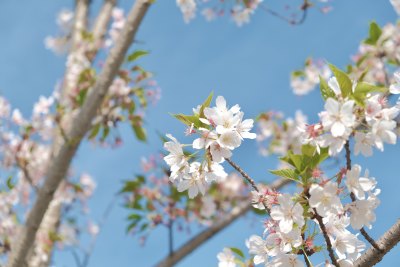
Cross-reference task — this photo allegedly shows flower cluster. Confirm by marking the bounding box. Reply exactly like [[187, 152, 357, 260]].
[[0, 93, 99, 263], [44, 7, 160, 146], [299, 71, 399, 156], [164, 95, 256, 198], [121, 153, 249, 242], [290, 58, 331, 96], [217, 161, 380, 267], [45, 9, 74, 54], [256, 110, 307, 157]]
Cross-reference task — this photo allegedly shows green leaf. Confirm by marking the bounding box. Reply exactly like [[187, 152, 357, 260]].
[[307, 148, 329, 170], [354, 82, 387, 94], [364, 21, 382, 46], [128, 101, 136, 114], [352, 82, 388, 107], [6, 176, 14, 190], [288, 152, 303, 171], [136, 175, 145, 183], [120, 177, 145, 193], [81, 30, 94, 42], [132, 124, 147, 142], [88, 124, 101, 140], [172, 113, 202, 128], [292, 70, 305, 77], [76, 89, 88, 106], [101, 126, 110, 142], [229, 247, 245, 258], [199, 91, 213, 118], [134, 88, 147, 107], [127, 213, 141, 221], [126, 221, 138, 233], [269, 169, 300, 183], [319, 75, 335, 101], [127, 50, 149, 62], [252, 207, 267, 216], [329, 64, 353, 97], [301, 144, 316, 157], [139, 223, 148, 233]]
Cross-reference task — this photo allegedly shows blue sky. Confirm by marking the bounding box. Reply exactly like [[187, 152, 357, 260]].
[[0, 0, 399, 266]]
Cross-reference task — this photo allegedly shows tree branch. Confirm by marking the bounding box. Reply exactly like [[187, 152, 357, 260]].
[[92, 0, 117, 43], [355, 219, 400, 267], [27, 2, 117, 266], [26, 199, 62, 267], [6, 1, 152, 266], [72, 0, 90, 49], [155, 178, 290, 267]]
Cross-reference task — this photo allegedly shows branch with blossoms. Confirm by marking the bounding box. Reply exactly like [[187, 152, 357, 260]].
[[0, 92, 100, 267], [176, 0, 333, 26], [156, 178, 292, 267], [120, 152, 251, 245], [5, 1, 155, 266], [163, 51, 400, 267]]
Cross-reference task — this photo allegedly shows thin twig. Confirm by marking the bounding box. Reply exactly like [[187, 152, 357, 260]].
[[224, 158, 260, 192], [345, 141, 383, 252], [168, 183, 174, 257], [70, 248, 83, 267], [313, 210, 339, 267], [259, 0, 309, 26], [344, 141, 351, 171], [82, 194, 117, 267], [224, 157, 270, 212]]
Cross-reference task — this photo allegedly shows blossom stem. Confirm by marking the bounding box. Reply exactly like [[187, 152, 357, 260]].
[[302, 249, 312, 267], [225, 158, 259, 192], [345, 141, 383, 252], [314, 210, 340, 267], [224, 157, 270, 212], [168, 184, 174, 257], [301, 232, 313, 267], [344, 141, 351, 170]]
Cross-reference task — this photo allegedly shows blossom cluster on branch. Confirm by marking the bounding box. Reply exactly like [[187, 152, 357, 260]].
[[121, 153, 250, 244], [164, 22, 400, 266], [0, 4, 160, 265]]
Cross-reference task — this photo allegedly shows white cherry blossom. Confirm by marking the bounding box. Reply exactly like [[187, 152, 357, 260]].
[[270, 194, 304, 234], [320, 98, 356, 138], [309, 181, 343, 217], [217, 248, 237, 267]]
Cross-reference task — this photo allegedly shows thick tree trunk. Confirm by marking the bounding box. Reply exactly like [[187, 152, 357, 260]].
[[355, 219, 400, 267], [6, 1, 152, 266]]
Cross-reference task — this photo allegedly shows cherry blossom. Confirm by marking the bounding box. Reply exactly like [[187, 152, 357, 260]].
[[270, 193, 304, 234]]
